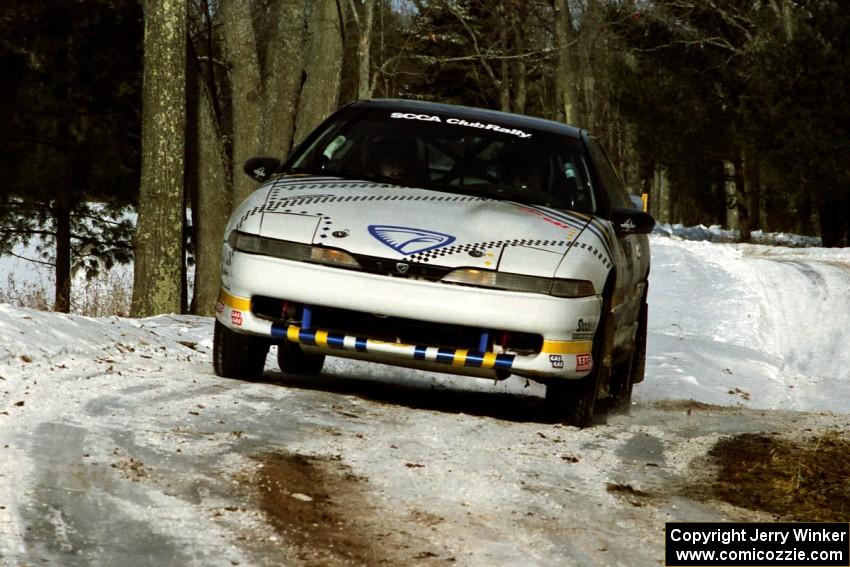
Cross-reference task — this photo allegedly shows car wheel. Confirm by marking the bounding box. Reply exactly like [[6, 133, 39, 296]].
[[545, 293, 615, 428], [545, 374, 597, 428], [277, 340, 326, 375], [629, 299, 648, 384], [213, 319, 269, 379], [607, 356, 634, 414], [608, 297, 647, 413]]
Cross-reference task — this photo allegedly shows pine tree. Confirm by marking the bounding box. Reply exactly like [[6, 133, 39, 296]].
[[0, 0, 141, 312]]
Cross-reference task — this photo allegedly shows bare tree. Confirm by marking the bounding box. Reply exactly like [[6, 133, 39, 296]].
[[511, 7, 528, 114], [293, 0, 345, 144], [132, 0, 187, 317], [553, 0, 579, 125], [190, 69, 231, 315], [219, 0, 308, 205], [348, 0, 375, 99], [185, 0, 347, 313]]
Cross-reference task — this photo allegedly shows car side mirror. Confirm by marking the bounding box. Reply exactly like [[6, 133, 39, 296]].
[[243, 157, 281, 182], [611, 206, 655, 235]]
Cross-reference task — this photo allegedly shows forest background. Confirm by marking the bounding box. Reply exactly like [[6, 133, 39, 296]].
[[1, 0, 848, 316]]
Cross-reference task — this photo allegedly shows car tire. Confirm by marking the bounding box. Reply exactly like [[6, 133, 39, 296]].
[[277, 340, 326, 375], [608, 297, 647, 413], [629, 299, 648, 385], [213, 319, 269, 379], [607, 356, 634, 414], [545, 375, 597, 428], [545, 292, 615, 428]]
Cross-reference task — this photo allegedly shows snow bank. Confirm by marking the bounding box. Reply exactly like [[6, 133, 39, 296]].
[[654, 223, 822, 248]]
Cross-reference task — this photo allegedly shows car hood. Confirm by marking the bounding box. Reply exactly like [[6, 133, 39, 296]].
[[236, 175, 598, 278]]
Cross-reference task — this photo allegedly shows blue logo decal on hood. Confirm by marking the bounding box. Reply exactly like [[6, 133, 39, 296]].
[[368, 225, 456, 255]]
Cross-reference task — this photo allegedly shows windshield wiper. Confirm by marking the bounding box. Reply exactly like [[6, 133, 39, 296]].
[[287, 166, 326, 175], [432, 183, 566, 208], [285, 168, 566, 208], [287, 167, 426, 189]]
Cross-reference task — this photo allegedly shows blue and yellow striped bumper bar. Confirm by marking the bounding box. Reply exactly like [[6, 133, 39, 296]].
[[271, 323, 515, 371]]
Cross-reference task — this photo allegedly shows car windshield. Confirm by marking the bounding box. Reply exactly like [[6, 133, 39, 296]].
[[287, 108, 597, 213]]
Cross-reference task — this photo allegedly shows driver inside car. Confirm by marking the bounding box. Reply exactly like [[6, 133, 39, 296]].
[[367, 137, 428, 185]]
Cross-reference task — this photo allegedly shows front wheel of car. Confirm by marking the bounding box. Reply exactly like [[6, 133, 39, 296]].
[[545, 375, 598, 428], [607, 356, 634, 414], [545, 294, 615, 428], [213, 319, 269, 379], [629, 299, 648, 385], [277, 341, 326, 375]]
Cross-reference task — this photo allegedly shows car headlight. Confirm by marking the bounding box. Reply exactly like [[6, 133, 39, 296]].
[[440, 268, 595, 298], [228, 231, 361, 269]]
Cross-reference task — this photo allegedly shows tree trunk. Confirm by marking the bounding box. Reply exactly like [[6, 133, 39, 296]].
[[220, 0, 264, 207], [262, 0, 308, 158], [553, 0, 578, 125], [498, 6, 511, 112], [192, 74, 233, 315], [579, 0, 603, 133], [52, 201, 71, 313], [671, 178, 682, 224], [723, 159, 739, 231], [797, 190, 813, 236], [769, 0, 795, 41], [356, 0, 374, 100], [655, 167, 671, 224], [293, 0, 344, 145], [132, 0, 186, 317], [734, 152, 750, 241], [512, 9, 527, 115], [582, 74, 596, 133], [743, 146, 761, 234]]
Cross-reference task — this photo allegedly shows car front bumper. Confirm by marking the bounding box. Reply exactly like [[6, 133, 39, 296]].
[[217, 250, 602, 380]]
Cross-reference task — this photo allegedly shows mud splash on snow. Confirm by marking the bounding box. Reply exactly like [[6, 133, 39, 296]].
[[248, 451, 449, 566], [695, 432, 850, 521]]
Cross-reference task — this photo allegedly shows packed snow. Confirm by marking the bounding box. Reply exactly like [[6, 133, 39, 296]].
[[640, 235, 850, 411], [1, 233, 849, 566]]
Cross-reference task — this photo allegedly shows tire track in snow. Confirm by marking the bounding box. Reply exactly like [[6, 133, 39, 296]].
[[642, 237, 850, 412], [747, 255, 850, 411]]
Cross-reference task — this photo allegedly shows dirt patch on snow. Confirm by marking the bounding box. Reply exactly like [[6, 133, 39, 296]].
[[248, 451, 449, 566], [694, 432, 850, 521]]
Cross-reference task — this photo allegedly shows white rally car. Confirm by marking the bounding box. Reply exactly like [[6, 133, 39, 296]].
[[213, 99, 653, 427]]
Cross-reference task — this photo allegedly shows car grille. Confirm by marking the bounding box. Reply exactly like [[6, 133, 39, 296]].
[[251, 297, 542, 355]]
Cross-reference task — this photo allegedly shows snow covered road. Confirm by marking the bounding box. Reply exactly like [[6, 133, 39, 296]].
[[1, 235, 849, 566], [641, 238, 850, 411]]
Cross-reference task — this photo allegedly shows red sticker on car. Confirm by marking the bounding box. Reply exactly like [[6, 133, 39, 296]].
[[576, 354, 592, 372], [513, 205, 579, 239], [231, 310, 243, 326]]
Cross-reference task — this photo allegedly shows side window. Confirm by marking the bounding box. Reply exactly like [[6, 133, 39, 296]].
[[587, 138, 631, 210], [561, 151, 596, 214]]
